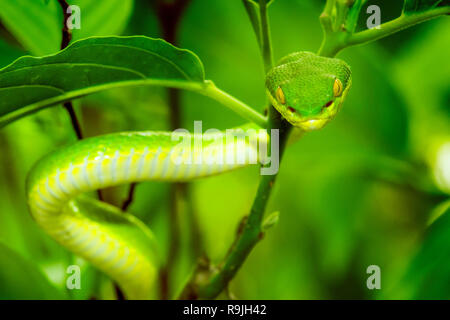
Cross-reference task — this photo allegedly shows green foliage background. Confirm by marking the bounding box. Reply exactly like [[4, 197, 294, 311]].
[[0, 0, 448, 299]]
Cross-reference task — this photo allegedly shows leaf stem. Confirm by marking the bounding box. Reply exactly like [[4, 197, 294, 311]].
[[0, 79, 267, 129], [202, 82, 268, 127]]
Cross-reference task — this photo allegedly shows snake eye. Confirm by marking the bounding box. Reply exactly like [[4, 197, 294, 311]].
[[333, 79, 343, 97], [324, 100, 333, 108], [276, 86, 286, 105], [287, 106, 296, 113]]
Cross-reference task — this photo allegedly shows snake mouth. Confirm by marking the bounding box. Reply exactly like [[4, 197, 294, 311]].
[[284, 99, 337, 131], [295, 100, 337, 130], [296, 118, 329, 131], [267, 89, 343, 131], [279, 106, 332, 131]]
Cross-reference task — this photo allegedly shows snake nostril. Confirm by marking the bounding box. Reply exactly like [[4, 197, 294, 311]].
[[287, 106, 296, 113], [324, 100, 333, 108]]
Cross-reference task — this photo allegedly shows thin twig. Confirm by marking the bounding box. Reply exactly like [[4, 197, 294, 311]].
[[318, 1, 450, 57], [63, 102, 83, 139], [56, 1, 84, 140], [347, 7, 450, 47], [57, 0, 71, 50], [121, 183, 137, 211], [242, 0, 262, 48]]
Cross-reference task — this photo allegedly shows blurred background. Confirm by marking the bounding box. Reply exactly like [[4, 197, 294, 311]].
[[0, 0, 449, 299]]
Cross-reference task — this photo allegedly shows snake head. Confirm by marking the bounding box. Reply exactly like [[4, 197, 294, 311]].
[[266, 52, 352, 131]]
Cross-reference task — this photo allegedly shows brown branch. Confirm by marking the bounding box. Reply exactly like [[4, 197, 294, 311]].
[[155, 0, 191, 43], [57, 0, 72, 50], [56, 1, 85, 141], [121, 183, 137, 211], [62, 102, 82, 139]]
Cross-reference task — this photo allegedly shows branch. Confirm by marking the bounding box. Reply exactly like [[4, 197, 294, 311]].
[[121, 183, 136, 211], [347, 7, 450, 47], [242, 0, 262, 48], [259, 0, 273, 74], [318, 1, 450, 57], [179, 0, 289, 299], [57, 0, 108, 298], [202, 82, 267, 127], [56, 1, 85, 141], [186, 123, 291, 299], [57, 0, 71, 50]]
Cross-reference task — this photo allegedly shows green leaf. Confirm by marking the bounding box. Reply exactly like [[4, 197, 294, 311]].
[[0, 0, 61, 55], [0, 36, 205, 128], [0, 0, 134, 56], [0, 242, 65, 299], [403, 0, 449, 14], [391, 207, 450, 299]]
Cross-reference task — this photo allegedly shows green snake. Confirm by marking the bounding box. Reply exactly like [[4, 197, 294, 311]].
[[26, 52, 351, 299]]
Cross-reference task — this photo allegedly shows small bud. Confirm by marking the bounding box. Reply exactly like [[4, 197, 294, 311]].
[[262, 211, 280, 231]]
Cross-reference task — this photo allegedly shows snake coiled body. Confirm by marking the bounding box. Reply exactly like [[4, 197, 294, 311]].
[[27, 129, 267, 298], [26, 52, 351, 299]]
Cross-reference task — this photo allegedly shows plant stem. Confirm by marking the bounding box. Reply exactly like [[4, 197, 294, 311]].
[[195, 123, 291, 299], [121, 183, 136, 211], [347, 8, 450, 47], [242, 0, 262, 48], [318, 2, 450, 57], [56, 0, 84, 140], [63, 102, 83, 139], [57, 0, 71, 50], [179, 0, 291, 299], [1, 79, 267, 129], [259, 0, 273, 74], [202, 83, 267, 127]]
